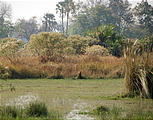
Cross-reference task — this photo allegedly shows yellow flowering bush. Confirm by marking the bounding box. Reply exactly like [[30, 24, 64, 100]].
[[85, 45, 110, 56], [0, 38, 24, 58]]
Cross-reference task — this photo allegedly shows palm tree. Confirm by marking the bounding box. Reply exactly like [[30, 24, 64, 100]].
[[42, 13, 57, 32], [56, 1, 66, 34], [56, 0, 76, 35], [64, 0, 76, 35]]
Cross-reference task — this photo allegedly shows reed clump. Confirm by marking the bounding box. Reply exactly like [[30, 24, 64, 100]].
[[124, 38, 153, 98]]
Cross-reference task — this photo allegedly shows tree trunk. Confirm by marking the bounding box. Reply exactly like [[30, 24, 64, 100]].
[[62, 7, 64, 34], [66, 12, 69, 36]]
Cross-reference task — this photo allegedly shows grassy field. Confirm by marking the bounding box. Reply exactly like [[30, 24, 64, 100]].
[[1, 79, 153, 119]]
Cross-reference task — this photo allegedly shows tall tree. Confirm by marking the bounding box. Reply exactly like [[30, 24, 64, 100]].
[[64, 0, 76, 35], [109, 0, 133, 33], [56, 1, 66, 34], [56, 0, 76, 35], [42, 13, 57, 32], [14, 17, 38, 42], [0, 1, 12, 39], [134, 0, 153, 36], [68, 5, 118, 35]]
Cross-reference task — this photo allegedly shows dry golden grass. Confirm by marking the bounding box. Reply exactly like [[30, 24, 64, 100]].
[[124, 39, 153, 98], [0, 55, 124, 79]]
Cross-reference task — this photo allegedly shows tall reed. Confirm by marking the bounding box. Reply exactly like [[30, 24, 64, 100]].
[[124, 38, 153, 98]]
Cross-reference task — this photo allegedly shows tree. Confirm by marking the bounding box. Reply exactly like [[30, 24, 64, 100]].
[[134, 0, 153, 36], [56, 1, 66, 34], [64, 0, 76, 35], [109, 0, 133, 33], [14, 17, 38, 42], [56, 0, 76, 35], [87, 24, 124, 57], [42, 13, 57, 32], [68, 5, 118, 35], [0, 1, 11, 20], [82, 0, 108, 8], [0, 1, 12, 39]]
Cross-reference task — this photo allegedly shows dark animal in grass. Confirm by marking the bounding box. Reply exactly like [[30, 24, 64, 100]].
[[77, 72, 86, 79]]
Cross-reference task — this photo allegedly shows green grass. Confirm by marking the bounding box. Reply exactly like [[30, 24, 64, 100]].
[[1, 78, 153, 120]]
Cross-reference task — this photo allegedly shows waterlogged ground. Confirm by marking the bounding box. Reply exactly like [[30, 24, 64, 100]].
[[66, 102, 94, 120], [1, 79, 153, 120], [6, 94, 38, 108]]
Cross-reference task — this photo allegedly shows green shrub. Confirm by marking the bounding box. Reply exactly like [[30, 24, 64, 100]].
[[85, 45, 110, 56], [26, 102, 48, 117], [92, 106, 109, 115], [0, 106, 23, 118], [63, 47, 76, 55], [87, 24, 124, 57], [0, 63, 11, 79]]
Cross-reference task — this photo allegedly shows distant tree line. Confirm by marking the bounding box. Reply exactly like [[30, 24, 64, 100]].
[[0, 0, 152, 57]]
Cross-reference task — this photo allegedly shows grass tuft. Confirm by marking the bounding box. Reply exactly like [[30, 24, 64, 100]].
[[25, 102, 48, 117]]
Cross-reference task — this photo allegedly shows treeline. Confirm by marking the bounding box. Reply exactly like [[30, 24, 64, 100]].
[[0, 0, 153, 42]]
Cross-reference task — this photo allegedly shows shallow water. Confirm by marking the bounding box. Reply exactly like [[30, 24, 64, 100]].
[[66, 102, 94, 120], [6, 94, 38, 108]]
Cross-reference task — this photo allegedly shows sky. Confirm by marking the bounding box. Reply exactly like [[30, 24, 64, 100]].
[[2, 0, 153, 23]]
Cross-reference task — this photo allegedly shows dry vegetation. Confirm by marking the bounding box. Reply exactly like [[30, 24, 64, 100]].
[[124, 39, 153, 98], [0, 55, 124, 79]]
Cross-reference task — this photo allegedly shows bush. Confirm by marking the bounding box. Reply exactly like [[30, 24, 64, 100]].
[[0, 63, 11, 79], [65, 35, 97, 55], [63, 47, 76, 55], [27, 32, 66, 57], [0, 104, 62, 120], [0, 38, 23, 58], [85, 45, 110, 56], [26, 102, 48, 117], [87, 24, 124, 57], [92, 106, 109, 115]]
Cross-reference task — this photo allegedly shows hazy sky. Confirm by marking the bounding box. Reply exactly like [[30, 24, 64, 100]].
[[2, 0, 153, 23]]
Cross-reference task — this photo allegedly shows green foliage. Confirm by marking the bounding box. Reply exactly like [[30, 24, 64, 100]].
[[0, 63, 11, 79], [109, 0, 133, 32], [90, 105, 153, 120], [0, 1, 13, 39], [56, 0, 76, 34], [85, 45, 110, 56], [65, 35, 97, 54], [27, 32, 66, 56], [0, 106, 23, 119], [92, 106, 109, 115], [0, 20, 13, 39], [42, 13, 57, 32], [69, 4, 118, 35], [14, 18, 39, 41], [63, 47, 76, 55], [0, 102, 62, 120], [134, 1, 153, 36], [87, 24, 124, 57], [26, 102, 48, 117]]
